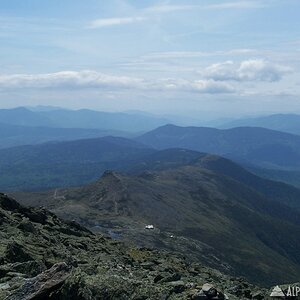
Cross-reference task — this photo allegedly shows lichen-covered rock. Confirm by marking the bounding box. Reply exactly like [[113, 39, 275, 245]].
[[6, 262, 71, 300]]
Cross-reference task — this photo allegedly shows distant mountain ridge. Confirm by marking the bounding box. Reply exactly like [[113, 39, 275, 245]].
[[220, 113, 300, 135], [0, 107, 169, 132], [137, 124, 300, 170], [0, 107, 53, 127], [0, 123, 131, 149], [3, 129, 300, 194]]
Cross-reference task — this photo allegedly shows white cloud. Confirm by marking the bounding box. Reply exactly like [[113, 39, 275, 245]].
[[87, 1, 264, 29], [145, 5, 196, 13], [140, 49, 257, 60], [88, 17, 145, 28], [0, 70, 235, 94], [158, 78, 235, 94], [203, 59, 292, 82], [0, 71, 144, 89], [207, 1, 264, 9], [145, 1, 264, 13]]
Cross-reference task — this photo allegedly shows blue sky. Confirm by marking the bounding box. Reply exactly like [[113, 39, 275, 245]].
[[0, 0, 299, 119]]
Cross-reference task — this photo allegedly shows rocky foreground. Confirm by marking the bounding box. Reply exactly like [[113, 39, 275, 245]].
[[0, 193, 271, 299]]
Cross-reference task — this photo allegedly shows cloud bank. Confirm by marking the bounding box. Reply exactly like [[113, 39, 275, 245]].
[[0, 70, 234, 94], [158, 78, 235, 94], [203, 59, 292, 82]]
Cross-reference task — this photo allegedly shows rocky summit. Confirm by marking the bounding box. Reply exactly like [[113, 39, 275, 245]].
[[0, 193, 269, 299]]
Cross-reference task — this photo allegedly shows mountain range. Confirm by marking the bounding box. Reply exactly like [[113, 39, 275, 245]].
[[0, 123, 131, 149], [136, 124, 300, 187], [3, 123, 300, 191], [2, 109, 300, 289], [0, 107, 169, 132], [12, 149, 300, 285], [137, 124, 300, 170]]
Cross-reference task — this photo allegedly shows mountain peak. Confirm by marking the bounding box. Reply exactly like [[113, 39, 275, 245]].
[[102, 170, 122, 180], [92, 170, 125, 189]]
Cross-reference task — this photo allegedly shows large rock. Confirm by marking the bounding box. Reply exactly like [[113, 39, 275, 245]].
[[6, 262, 71, 300]]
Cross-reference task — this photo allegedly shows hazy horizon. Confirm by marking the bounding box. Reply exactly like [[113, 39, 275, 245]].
[[3, 104, 299, 125], [0, 0, 299, 119]]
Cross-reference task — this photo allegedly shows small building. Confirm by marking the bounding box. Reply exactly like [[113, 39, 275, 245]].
[[145, 224, 154, 230]]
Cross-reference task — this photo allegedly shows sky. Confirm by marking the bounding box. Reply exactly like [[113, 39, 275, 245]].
[[0, 0, 299, 119]]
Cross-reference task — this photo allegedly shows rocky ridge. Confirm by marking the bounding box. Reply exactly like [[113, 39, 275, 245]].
[[0, 193, 269, 299]]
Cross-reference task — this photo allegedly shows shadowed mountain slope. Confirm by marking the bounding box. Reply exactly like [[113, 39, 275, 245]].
[[122, 148, 300, 210], [0, 136, 154, 191]]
